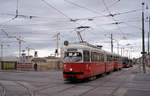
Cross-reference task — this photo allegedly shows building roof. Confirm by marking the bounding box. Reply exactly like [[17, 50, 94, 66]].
[[45, 56, 60, 59], [32, 58, 47, 62], [1, 56, 18, 62]]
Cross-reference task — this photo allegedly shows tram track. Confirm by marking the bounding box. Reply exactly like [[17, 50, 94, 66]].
[[15, 81, 35, 96], [14, 81, 76, 96], [109, 67, 138, 96], [34, 84, 58, 92], [48, 72, 115, 96], [0, 66, 139, 96], [77, 67, 138, 96]]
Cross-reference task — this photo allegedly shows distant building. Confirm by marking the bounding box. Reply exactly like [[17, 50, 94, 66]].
[[31, 56, 63, 71], [0, 56, 18, 70], [20, 55, 34, 64], [32, 57, 47, 63]]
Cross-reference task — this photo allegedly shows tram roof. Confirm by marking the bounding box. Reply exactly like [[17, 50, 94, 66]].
[[62, 42, 122, 57]]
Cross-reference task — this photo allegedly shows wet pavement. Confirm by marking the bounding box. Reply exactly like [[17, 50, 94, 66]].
[[0, 65, 150, 96]]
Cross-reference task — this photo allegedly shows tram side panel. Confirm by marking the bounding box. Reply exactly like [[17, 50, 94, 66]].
[[90, 62, 105, 76], [105, 54, 114, 72], [114, 62, 119, 70], [119, 61, 123, 69], [82, 63, 92, 78], [105, 62, 114, 73], [95, 62, 105, 75], [114, 62, 122, 70]]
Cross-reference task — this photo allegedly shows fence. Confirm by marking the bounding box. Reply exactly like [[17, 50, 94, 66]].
[[1, 61, 17, 70]]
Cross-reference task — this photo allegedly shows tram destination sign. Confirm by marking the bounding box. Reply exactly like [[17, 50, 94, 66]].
[[67, 48, 77, 52]]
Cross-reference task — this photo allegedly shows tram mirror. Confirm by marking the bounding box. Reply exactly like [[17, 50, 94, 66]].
[[64, 41, 69, 46]]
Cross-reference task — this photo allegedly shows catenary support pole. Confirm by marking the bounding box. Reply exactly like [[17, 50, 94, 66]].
[[111, 33, 113, 53], [141, 2, 146, 73]]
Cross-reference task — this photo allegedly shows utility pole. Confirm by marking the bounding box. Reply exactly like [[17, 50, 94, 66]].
[[26, 47, 34, 63], [0, 43, 9, 61], [129, 49, 131, 59], [121, 47, 125, 56], [111, 33, 113, 53], [54, 33, 60, 57], [117, 41, 119, 55], [114, 40, 119, 55], [16, 38, 24, 63], [0, 44, 3, 61], [126, 50, 129, 58], [141, 2, 146, 73], [148, 17, 150, 54], [148, 32, 149, 54], [121, 48, 123, 56], [147, 17, 150, 66]]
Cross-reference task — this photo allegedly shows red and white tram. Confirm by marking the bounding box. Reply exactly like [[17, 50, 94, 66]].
[[61, 41, 122, 81]]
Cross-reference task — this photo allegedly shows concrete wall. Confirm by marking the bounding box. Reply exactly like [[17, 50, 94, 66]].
[[32, 59, 63, 71]]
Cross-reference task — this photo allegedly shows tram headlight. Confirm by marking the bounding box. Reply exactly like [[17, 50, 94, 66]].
[[69, 68, 73, 71], [63, 64, 66, 69]]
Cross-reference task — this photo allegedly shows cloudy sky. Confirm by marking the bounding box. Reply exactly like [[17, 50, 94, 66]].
[[0, 0, 150, 58]]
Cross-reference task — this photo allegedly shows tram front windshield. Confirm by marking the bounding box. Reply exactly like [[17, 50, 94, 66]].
[[64, 52, 82, 62]]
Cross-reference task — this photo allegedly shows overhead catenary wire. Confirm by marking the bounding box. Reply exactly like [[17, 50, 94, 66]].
[[108, 9, 142, 17], [101, 0, 143, 28], [103, 0, 121, 11], [40, 0, 71, 19], [39, 0, 83, 33], [69, 8, 143, 22], [102, 0, 128, 40], [64, 0, 105, 16], [0, 0, 19, 28], [102, 0, 113, 18], [123, 22, 142, 30], [38, 0, 143, 21], [103, 0, 142, 39], [0, 0, 147, 57]]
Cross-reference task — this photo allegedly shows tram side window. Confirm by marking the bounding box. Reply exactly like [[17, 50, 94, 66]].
[[91, 52, 96, 62], [106, 55, 109, 61], [118, 56, 121, 61], [111, 56, 114, 61], [91, 52, 104, 62], [117, 56, 119, 61], [99, 53, 104, 62], [83, 50, 90, 62], [119, 57, 122, 61], [114, 56, 116, 61], [116, 56, 118, 61], [96, 53, 99, 62], [115, 56, 119, 61], [107, 55, 112, 61]]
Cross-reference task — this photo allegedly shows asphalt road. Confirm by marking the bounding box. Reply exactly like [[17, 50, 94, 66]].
[[0, 66, 146, 96]]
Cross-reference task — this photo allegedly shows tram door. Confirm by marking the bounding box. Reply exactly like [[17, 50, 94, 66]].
[[83, 50, 90, 73]]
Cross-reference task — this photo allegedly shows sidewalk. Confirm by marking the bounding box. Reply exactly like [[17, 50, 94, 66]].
[[125, 67, 150, 96]]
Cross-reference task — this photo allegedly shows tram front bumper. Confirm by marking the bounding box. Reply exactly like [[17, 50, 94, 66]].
[[63, 72, 85, 79]]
